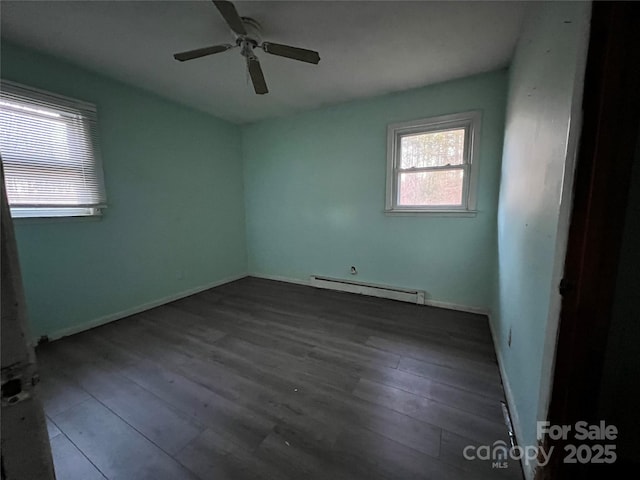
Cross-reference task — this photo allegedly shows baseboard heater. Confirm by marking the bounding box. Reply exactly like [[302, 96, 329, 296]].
[[309, 275, 426, 305]]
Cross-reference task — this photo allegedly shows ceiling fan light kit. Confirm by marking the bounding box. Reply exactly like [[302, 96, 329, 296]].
[[173, 0, 321, 95]]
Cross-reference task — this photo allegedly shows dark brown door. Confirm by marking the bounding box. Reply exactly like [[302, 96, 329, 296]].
[[541, 2, 640, 478]]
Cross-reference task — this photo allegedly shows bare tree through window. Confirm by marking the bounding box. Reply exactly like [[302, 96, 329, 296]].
[[386, 111, 480, 213], [398, 129, 465, 205]]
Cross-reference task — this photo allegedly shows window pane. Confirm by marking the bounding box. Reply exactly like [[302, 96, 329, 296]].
[[400, 128, 465, 168], [398, 169, 464, 206]]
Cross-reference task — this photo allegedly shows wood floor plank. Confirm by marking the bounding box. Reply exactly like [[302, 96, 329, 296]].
[[167, 355, 345, 451], [50, 434, 106, 480], [36, 369, 92, 417], [97, 313, 441, 459], [36, 277, 520, 480], [212, 304, 380, 364], [45, 342, 205, 455], [53, 398, 197, 480], [176, 428, 287, 480], [90, 321, 349, 452], [333, 424, 485, 480], [138, 305, 227, 343], [439, 430, 524, 480], [218, 295, 370, 342], [398, 355, 505, 400], [53, 333, 274, 455], [360, 363, 504, 422], [198, 338, 442, 458], [353, 378, 510, 445], [255, 429, 357, 480], [46, 417, 62, 440], [146, 328, 442, 458], [366, 335, 499, 373], [202, 333, 360, 394], [82, 335, 276, 452]]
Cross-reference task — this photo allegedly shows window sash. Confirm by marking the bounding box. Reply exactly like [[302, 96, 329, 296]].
[[396, 164, 467, 174], [395, 165, 469, 208], [394, 127, 470, 209], [398, 126, 467, 169], [386, 111, 480, 213], [0, 80, 106, 216]]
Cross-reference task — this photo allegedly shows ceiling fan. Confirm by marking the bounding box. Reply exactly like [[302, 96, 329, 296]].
[[173, 0, 321, 95]]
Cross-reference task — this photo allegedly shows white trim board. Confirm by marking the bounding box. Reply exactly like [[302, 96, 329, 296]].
[[422, 298, 489, 316], [248, 272, 311, 287], [34, 272, 248, 344], [487, 313, 531, 480]]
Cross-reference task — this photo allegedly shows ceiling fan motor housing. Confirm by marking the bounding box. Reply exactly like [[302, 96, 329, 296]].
[[236, 17, 262, 47], [236, 17, 262, 59]]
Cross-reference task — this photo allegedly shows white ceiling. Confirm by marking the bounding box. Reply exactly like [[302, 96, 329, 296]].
[[1, 1, 527, 124]]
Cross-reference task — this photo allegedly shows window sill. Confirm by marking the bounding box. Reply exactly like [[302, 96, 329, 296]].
[[10, 206, 105, 224], [384, 209, 478, 217], [12, 213, 103, 225]]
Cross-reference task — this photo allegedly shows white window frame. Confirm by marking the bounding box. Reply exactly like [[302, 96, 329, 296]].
[[385, 111, 481, 216], [0, 80, 106, 219]]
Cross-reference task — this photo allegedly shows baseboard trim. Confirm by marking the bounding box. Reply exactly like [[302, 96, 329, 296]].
[[37, 272, 248, 343], [249, 272, 489, 316], [249, 272, 311, 286], [488, 313, 532, 480], [422, 298, 490, 315]]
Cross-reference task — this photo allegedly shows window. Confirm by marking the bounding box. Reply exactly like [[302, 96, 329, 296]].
[[385, 111, 481, 215], [0, 80, 106, 218]]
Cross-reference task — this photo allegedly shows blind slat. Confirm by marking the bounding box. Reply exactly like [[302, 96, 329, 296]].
[[0, 80, 107, 210]]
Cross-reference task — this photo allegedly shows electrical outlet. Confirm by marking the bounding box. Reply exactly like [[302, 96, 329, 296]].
[[508, 327, 512, 347]]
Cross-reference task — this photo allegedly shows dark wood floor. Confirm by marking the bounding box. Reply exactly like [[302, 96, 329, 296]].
[[36, 277, 522, 480]]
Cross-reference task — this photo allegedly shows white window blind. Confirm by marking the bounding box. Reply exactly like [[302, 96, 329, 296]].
[[0, 80, 106, 217]]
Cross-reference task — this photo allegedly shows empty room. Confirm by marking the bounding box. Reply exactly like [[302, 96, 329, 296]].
[[2, 1, 639, 479]]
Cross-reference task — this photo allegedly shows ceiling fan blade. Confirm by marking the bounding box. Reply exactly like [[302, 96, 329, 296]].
[[261, 42, 320, 64], [247, 57, 268, 95], [173, 44, 233, 62], [212, 1, 246, 36]]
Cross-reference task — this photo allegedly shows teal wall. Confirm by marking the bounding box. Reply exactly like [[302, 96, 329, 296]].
[[1, 42, 247, 339], [1, 43, 508, 336], [493, 2, 591, 474], [243, 71, 507, 309]]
